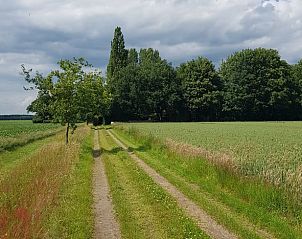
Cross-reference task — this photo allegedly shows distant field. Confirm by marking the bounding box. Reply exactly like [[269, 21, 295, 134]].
[[0, 120, 62, 151], [0, 120, 59, 137], [121, 122, 302, 197]]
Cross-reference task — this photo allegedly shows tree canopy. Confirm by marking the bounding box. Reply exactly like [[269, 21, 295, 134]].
[[177, 57, 222, 121], [23, 58, 110, 143], [220, 48, 301, 120]]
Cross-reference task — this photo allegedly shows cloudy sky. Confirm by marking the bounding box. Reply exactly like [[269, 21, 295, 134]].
[[1, 0, 302, 114]]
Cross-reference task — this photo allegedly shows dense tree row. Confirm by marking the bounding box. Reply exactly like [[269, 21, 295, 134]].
[[25, 26, 302, 130], [0, 115, 33, 120], [108, 27, 302, 121]]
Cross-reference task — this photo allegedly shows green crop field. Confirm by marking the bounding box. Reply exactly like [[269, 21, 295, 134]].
[[0, 120, 62, 151], [120, 122, 302, 199], [0, 120, 60, 137]]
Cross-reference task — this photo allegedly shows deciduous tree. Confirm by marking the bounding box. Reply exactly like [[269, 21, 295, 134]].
[[21, 65, 54, 122], [177, 57, 222, 121], [220, 48, 300, 120]]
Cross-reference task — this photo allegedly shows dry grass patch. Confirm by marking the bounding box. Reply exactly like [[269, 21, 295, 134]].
[[165, 138, 236, 171]]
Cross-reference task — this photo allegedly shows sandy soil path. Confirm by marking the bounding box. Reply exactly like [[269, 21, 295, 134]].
[[107, 129, 238, 239], [93, 129, 121, 239]]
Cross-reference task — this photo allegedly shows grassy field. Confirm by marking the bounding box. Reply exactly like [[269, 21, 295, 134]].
[[2, 120, 302, 238], [0, 120, 62, 151], [113, 124, 302, 238], [119, 122, 302, 200]]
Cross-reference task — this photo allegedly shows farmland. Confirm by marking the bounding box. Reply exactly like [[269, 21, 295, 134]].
[[0, 120, 62, 152], [0, 120, 60, 137], [112, 122, 302, 238], [119, 122, 302, 197], [1, 120, 302, 238]]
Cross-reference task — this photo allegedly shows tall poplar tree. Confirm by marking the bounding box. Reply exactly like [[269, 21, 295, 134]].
[[107, 26, 128, 85], [107, 27, 129, 120]]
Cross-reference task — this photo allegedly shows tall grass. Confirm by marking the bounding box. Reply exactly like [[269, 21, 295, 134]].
[[0, 126, 88, 239], [44, 128, 94, 238]]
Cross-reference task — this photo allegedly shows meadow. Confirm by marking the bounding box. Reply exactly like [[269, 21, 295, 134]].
[[120, 122, 302, 198]]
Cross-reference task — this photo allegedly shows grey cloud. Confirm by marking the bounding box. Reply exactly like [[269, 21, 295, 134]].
[[0, 0, 302, 114]]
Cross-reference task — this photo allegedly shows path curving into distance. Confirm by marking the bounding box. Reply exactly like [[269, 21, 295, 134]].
[[107, 129, 238, 239], [93, 129, 121, 239]]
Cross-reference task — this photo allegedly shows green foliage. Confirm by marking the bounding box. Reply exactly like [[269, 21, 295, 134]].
[[108, 43, 183, 121], [23, 27, 302, 124], [220, 48, 301, 120], [50, 58, 90, 137], [77, 70, 111, 125], [111, 63, 141, 120], [127, 48, 139, 65], [106, 27, 302, 122], [22, 58, 110, 143], [177, 57, 222, 121], [292, 59, 302, 105], [22, 65, 54, 122], [138, 49, 182, 121], [107, 26, 128, 84]]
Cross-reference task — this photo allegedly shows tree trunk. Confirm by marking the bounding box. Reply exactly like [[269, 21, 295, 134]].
[[159, 112, 162, 122], [66, 123, 70, 144]]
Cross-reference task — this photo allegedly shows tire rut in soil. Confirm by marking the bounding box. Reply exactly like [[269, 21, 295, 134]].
[[93, 129, 121, 239]]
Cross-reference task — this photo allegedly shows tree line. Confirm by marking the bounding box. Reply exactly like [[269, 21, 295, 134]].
[[108, 27, 302, 122], [23, 26, 302, 141], [0, 115, 33, 120]]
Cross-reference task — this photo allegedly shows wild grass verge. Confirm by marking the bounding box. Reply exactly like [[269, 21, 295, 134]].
[[44, 128, 94, 238], [113, 126, 302, 239], [0, 133, 63, 182], [99, 129, 209, 239], [0, 126, 88, 239]]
